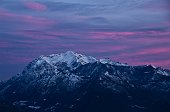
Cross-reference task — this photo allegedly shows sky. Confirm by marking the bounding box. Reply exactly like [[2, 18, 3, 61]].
[[0, 0, 170, 80]]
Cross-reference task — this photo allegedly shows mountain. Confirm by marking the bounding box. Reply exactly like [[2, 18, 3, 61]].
[[0, 51, 170, 112]]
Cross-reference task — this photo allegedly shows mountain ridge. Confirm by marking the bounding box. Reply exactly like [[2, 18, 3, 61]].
[[0, 51, 170, 112]]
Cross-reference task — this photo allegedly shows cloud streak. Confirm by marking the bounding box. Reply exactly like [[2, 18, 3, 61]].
[[24, 2, 47, 11]]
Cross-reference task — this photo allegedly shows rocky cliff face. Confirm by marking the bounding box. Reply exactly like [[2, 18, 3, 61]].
[[0, 51, 170, 112]]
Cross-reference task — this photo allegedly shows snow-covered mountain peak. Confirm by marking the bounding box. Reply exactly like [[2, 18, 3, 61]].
[[99, 58, 128, 66], [33, 51, 130, 69], [146, 64, 157, 69], [100, 58, 112, 64], [35, 51, 97, 68]]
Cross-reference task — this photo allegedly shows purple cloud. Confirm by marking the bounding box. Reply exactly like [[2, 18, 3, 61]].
[[24, 2, 47, 11]]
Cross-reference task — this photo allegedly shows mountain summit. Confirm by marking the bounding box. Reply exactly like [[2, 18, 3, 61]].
[[36, 51, 97, 69], [0, 51, 170, 112]]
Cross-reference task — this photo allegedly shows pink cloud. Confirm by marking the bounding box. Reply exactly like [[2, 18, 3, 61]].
[[145, 21, 170, 28], [44, 31, 80, 37], [117, 47, 170, 59], [21, 15, 55, 27], [0, 9, 15, 18], [108, 46, 170, 68], [0, 41, 11, 48], [12, 30, 79, 40], [89, 31, 170, 40], [134, 48, 170, 55], [124, 35, 170, 46], [0, 9, 56, 29], [89, 31, 137, 39], [24, 2, 47, 11]]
